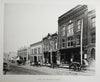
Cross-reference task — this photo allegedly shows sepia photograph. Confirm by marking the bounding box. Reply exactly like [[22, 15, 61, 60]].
[[3, 2, 96, 76]]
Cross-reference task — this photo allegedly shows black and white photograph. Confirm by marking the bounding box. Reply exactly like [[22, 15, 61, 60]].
[[1, 0, 100, 82], [3, 2, 96, 76]]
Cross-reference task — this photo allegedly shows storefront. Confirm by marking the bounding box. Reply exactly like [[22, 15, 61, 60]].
[[52, 51, 57, 64], [59, 47, 81, 65]]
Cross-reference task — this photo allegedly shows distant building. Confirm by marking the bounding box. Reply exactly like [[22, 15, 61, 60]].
[[58, 5, 95, 65], [42, 33, 58, 65], [9, 52, 17, 60], [30, 41, 44, 65], [17, 47, 29, 62], [3, 53, 9, 62]]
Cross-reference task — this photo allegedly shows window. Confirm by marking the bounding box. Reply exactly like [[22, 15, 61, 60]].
[[62, 39, 65, 48], [38, 48, 40, 54], [62, 26, 66, 36], [43, 48, 45, 52], [34, 48, 37, 54], [91, 33, 95, 43], [91, 17, 95, 28], [32, 49, 34, 54], [49, 46, 50, 51], [67, 36, 74, 47], [91, 48, 95, 60], [55, 42, 57, 50], [77, 20, 81, 31], [46, 45, 48, 51], [67, 23, 74, 36], [76, 35, 80, 45]]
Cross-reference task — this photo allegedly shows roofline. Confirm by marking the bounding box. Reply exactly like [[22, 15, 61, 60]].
[[30, 41, 43, 47], [88, 9, 95, 14], [58, 5, 87, 20]]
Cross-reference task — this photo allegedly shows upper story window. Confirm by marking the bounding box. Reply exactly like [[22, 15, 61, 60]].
[[67, 36, 73, 47], [91, 17, 95, 28], [76, 35, 80, 45], [34, 48, 37, 54], [32, 49, 34, 54], [38, 48, 40, 54], [67, 23, 74, 36], [91, 33, 95, 43], [62, 39, 65, 48], [49, 46, 51, 51], [77, 19, 81, 31], [53, 40, 57, 50], [46, 45, 48, 51], [55, 42, 57, 50], [62, 26, 66, 36], [43, 48, 45, 52]]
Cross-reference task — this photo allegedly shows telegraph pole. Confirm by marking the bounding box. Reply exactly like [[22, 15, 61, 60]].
[[80, 19, 83, 65]]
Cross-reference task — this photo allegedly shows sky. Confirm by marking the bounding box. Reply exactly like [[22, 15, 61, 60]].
[[4, 0, 96, 53]]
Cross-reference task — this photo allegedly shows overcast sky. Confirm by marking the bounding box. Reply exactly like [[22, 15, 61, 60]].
[[4, 0, 95, 53]]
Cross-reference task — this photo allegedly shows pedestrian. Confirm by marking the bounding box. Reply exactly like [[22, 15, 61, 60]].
[[38, 60, 41, 66], [57, 60, 60, 67], [3, 63, 8, 75], [82, 59, 88, 70]]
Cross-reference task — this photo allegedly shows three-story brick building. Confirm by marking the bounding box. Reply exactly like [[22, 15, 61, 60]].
[[58, 5, 89, 65]]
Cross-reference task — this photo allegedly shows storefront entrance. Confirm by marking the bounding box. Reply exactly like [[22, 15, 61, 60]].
[[44, 52, 51, 64], [52, 52, 57, 64], [91, 48, 95, 60], [34, 56, 37, 65]]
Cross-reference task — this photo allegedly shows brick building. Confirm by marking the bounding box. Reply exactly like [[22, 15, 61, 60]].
[[58, 5, 90, 65], [87, 10, 96, 66]]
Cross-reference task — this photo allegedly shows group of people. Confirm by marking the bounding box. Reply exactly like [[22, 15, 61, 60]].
[[16, 57, 26, 65]]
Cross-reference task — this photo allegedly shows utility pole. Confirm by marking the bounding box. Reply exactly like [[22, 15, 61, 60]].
[[50, 40, 53, 65], [80, 19, 83, 65]]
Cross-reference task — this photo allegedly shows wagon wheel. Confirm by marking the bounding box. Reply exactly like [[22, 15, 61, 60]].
[[73, 64, 77, 71]]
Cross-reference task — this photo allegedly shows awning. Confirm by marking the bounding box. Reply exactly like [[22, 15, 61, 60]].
[[59, 46, 80, 52]]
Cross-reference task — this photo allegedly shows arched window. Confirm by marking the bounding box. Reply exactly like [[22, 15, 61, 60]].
[[91, 48, 95, 60]]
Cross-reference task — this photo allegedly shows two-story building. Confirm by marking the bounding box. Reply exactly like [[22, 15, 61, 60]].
[[30, 41, 44, 65]]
